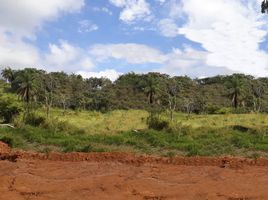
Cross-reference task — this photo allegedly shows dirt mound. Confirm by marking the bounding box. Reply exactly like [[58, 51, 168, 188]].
[[1, 155, 268, 200], [1, 149, 268, 199], [0, 150, 266, 169], [0, 141, 11, 154]]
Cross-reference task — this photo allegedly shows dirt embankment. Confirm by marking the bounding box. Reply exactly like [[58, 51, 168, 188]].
[[1, 141, 268, 200], [0, 141, 11, 154]]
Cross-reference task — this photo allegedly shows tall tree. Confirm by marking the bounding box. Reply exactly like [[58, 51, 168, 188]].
[[225, 75, 245, 109], [144, 74, 160, 105], [41, 74, 55, 118], [250, 79, 264, 112], [1, 67, 14, 83], [16, 70, 37, 115], [164, 78, 180, 121]]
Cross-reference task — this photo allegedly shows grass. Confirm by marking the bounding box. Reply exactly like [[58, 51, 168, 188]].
[[1, 109, 268, 157], [178, 113, 268, 129], [49, 109, 148, 134]]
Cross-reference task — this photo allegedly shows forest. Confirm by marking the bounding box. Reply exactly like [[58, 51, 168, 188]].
[[1, 67, 268, 157], [1, 67, 268, 120]]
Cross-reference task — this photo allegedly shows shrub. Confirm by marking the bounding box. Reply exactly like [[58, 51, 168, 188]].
[[205, 104, 220, 114], [231, 125, 249, 132], [0, 95, 22, 123], [215, 107, 232, 114], [147, 115, 169, 131], [24, 113, 46, 127], [186, 143, 200, 156], [231, 134, 253, 148], [41, 117, 85, 135], [13, 116, 24, 128], [232, 107, 249, 114], [0, 136, 14, 147]]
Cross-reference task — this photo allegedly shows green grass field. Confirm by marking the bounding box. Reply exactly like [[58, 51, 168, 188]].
[[1, 109, 268, 157], [44, 109, 268, 134], [51, 109, 148, 134]]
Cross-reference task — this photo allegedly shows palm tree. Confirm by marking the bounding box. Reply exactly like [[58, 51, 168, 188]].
[[1, 67, 14, 83], [16, 70, 37, 115], [144, 75, 159, 104], [225, 75, 244, 109]]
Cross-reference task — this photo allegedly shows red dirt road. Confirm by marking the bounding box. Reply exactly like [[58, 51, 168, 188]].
[[1, 143, 268, 200]]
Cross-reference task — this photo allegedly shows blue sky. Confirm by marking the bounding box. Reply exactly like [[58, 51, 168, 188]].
[[0, 0, 268, 80]]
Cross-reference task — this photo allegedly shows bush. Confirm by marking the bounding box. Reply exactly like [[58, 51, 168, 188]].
[[231, 125, 249, 132], [13, 116, 24, 128], [0, 95, 22, 123], [41, 117, 85, 135], [79, 144, 94, 152], [205, 104, 220, 114], [232, 107, 249, 114], [231, 134, 253, 148], [0, 136, 14, 147], [147, 115, 169, 131], [215, 107, 232, 114], [206, 105, 234, 115], [24, 113, 46, 127]]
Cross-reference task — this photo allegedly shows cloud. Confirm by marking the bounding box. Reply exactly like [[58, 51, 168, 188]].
[[89, 43, 167, 64], [0, 0, 85, 38], [156, 0, 166, 5], [158, 47, 233, 77], [78, 20, 98, 33], [88, 43, 228, 78], [44, 41, 95, 72], [168, 0, 183, 19], [109, 0, 151, 23], [158, 18, 179, 37], [0, 0, 88, 73], [109, 0, 127, 7], [77, 69, 122, 81], [0, 33, 40, 68], [178, 0, 268, 76], [2, 0, 267, 80], [93, 7, 113, 15]]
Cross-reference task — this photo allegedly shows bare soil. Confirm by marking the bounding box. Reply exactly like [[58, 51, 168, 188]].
[[1, 142, 268, 200]]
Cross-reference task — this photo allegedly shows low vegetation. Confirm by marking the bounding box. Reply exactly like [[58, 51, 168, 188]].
[[1, 68, 268, 157], [0, 109, 267, 157]]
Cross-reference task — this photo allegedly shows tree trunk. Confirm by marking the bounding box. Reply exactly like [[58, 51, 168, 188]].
[[148, 92, 154, 104], [232, 93, 238, 109], [45, 95, 53, 118]]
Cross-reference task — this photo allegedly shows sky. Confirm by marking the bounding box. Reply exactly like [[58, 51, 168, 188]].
[[0, 0, 268, 81]]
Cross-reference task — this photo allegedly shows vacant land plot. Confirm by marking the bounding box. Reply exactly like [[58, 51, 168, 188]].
[[1, 110, 268, 157], [1, 110, 268, 199], [0, 147, 268, 200]]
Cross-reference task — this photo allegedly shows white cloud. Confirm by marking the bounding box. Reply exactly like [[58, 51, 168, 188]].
[[158, 18, 179, 37], [93, 7, 113, 15], [2, 0, 267, 80], [78, 20, 98, 33], [0, 0, 88, 73], [88, 43, 228, 78], [109, 0, 151, 23], [179, 0, 268, 76], [0, 32, 40, 68], [89, 43, 167, 64], [158, 47, 232, 77], [0, 0, 84, 38], [44, 41, 95, 72], [168, 0, 182, 19], [156, 0, 166, 5], [77, 69, 122, 81], [109, 0, 127, 7]]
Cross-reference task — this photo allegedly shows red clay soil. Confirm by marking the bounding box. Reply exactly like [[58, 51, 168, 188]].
[[0, 141, 10, 154], [1, 142, 268, 200]]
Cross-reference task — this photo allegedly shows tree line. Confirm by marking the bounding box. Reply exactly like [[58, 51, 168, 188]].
[[1, 67, 268, 122]]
